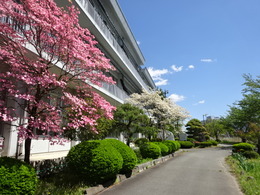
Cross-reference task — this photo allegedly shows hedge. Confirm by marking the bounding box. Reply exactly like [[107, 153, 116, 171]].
[[233, 143, 255, 153], [102, 139, 137, 173], [140, 142, 161, 159], [66, 140, 123, 184], [0, 157, 38, 195], [152, 142, 169, 156], [178, 141, 194, 149]]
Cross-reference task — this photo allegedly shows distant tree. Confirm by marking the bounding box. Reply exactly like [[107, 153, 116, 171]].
[[226, 74, 260, 152], [205, 118, 226, 141], [128, 89, 189, 139], [0, 0, 115, 163], [185, 119, 207, 141], [113, 103, 150, 146]]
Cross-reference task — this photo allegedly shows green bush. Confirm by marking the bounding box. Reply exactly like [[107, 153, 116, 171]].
[[178, 141, 194, 149], [199, 141, 212, 148], [242, 151, 260, 159], [134, 138, 149, 147], [0, 157, 38, 195], [140, 142, 161, 159], [233, 143, 255, 153], [162, 141, 173, 153], [150, 138, 163, 142], [153, 142, 169, 156], [187, 138, 196, 142], [162, 140, 180, 153], [103, 139, 137, 173], [66, 140, 123, 184], [174, 141, 181, 150], [209, 140, 218, 146], [133, 148, 142, 160]]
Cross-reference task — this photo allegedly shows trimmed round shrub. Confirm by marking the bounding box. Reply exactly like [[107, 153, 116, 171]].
[[174, 141, 181, 150], [134, 138, 149, 147], [0, 157, 38, 195], [162, 140, 180, 153], [199, 141, 212, 148], [242, 151, 260, 159], [162, 141, 174, 153], [209, 140, 218, 146], [178, 141, 194, 149], [66, 140, 123, 184], [140, 142, 161, 159], [103, 139, 137, 173], [233, 143, 255, 153], [153, 142, 169, 156]]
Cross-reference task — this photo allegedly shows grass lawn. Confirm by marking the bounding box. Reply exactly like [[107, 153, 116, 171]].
[[226, 154, 260, 195]]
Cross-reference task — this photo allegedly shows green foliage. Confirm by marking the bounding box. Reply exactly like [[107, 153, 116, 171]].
[[139, 142, 161, 159], [242, 151, 260, 159], [133, 149, 142, 160], [226, 74, 260, 151], [199, 141, 212, 148], [227, 154, 260, 195], [66, 140, 123, 184], [152, 142, 169, 156], [185, 119, 207, 141], [0, 157, 38, 195], [178, 141, 194, 148], [64, 117, 114, 141], [187, 138, 196, 142], [134, 138, 149, 147], [231, 153, 255, 172], [209, 140, 218, 146], [113, 103, 150, 145], [162, 140, 180, 153], [150, 138, 163, 142], [102, 139, 137, 173], [233, 143, 255, 153]]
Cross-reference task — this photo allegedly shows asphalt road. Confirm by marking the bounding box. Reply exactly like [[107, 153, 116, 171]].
[[99, 145, 243, 195]]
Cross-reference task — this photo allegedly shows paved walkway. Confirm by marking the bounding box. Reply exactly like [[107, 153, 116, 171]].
[[100, 145, 243, 195]]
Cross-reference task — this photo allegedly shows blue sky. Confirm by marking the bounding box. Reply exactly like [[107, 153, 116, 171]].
[[117, 0, 260, 121]]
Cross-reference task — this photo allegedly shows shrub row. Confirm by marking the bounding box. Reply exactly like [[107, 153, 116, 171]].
[[178, 141, 194, 148], [199, 140, 218, 148], [232, 143, 259, 159], [137, 140, 181, 160], [66, 139, 137, 184]]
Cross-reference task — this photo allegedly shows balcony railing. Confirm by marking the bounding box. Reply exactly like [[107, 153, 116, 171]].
[[76, 0, 149, 91], [101, 82, 129, 101]]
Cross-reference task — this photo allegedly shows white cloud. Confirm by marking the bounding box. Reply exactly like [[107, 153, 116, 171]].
[[137, 40, 141, 45], [155, 79, 168, 86], [193, 100, 206, 106], [171, 65, 183, 72], [169, 93, 185, 102], [198, 100, 205, 104], [147, 67, 169, 86], [200, 58, 213, 63], [147, 67, 169, 78], [188, 65, 195, 69]]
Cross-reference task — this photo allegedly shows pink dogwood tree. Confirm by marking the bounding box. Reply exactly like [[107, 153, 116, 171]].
[[0, 0, 115, 163]]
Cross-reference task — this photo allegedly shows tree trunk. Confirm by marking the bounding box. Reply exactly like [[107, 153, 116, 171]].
[[24, 137, 31, 163]]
